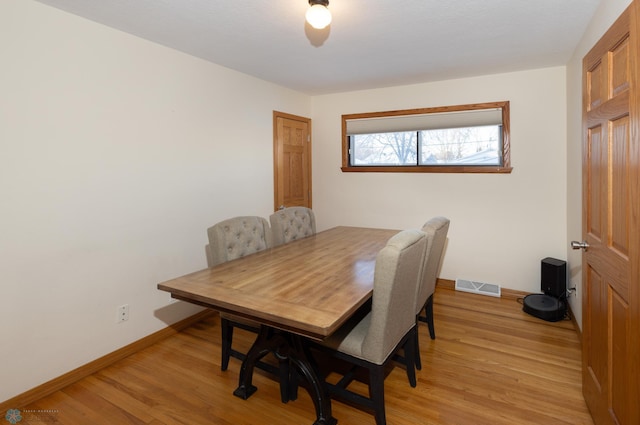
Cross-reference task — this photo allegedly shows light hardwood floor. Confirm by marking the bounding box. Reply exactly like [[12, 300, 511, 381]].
[[21, 288, 593, 424]]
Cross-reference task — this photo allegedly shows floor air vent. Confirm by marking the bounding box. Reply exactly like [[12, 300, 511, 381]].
[[455, 279, 501, 297]]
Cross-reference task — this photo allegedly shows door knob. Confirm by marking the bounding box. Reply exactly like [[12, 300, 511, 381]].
[[571, 241, 590, 251]]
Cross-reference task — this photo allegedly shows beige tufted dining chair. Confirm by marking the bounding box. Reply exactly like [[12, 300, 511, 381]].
[[207, 216, 272, 371], [269, 207, 316, 247], [309, 229, 427, 425], [414, 216, 450, 370]]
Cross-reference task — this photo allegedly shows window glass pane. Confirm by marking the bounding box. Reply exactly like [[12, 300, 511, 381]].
[[352, 132, 417, 165], [341, 101, 511, 173], [420, 125, 501, 165]]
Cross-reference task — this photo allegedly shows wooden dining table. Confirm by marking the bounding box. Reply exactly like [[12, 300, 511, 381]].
[[157, 226, 398, 425]]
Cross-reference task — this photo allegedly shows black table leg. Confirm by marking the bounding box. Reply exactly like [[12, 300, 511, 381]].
[[234, 325, 337, 425], [233, 326, 270, 400], [285, 335, 337, 425], [233, 326, 293, 403]]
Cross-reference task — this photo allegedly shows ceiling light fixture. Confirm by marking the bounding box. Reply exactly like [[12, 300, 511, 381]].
[[306, 0, 332, 29]]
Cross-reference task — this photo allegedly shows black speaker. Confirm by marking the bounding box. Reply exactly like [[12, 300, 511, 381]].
[[541, 257, 566, 298]]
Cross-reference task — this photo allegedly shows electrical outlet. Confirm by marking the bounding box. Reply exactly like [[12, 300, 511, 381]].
[[117, 304, 129, 323]]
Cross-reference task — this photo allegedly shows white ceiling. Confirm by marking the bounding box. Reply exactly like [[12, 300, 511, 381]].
[[34, 0, 601, 95]]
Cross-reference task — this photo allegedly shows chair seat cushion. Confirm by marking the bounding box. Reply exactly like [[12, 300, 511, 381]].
[[321, 312, 372, 363]]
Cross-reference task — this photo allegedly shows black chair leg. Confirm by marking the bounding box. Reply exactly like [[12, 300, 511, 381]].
[[370, 365, 386, 425], [221, 317, 233, 371], [414, 316, 422, 370], [404, 328, 417, 387], [426, 296, 436, 340]]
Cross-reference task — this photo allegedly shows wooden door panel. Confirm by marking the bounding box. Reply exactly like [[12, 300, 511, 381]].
[[584, 264, 606, 393], [611, 290, 629, 425], [282, 121, 307, 205], [273, 112, 312, 210], [611, 37, 630, 96], [611, 115, 630, 257], [586, 125, 603, 240], [284, 147, 305, 203], [582, 3, 638, 425], [587, 62, 604, 109]]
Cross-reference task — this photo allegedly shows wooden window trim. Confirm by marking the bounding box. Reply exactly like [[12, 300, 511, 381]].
[[341, 101, 513, 174]]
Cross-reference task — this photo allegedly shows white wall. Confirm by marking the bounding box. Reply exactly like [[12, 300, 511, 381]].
[[312, 67, 568, 294], [0, 0, 310, 402], [3, 0, 626, 404], [565, 0, 632, 328]]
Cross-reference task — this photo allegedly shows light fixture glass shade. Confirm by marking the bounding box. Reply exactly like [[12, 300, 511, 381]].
[[306, 4, 332, 29]]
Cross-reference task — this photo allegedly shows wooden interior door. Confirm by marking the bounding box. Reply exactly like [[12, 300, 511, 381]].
[[273, 111, 312, 211], [581, 2, 639, 425]]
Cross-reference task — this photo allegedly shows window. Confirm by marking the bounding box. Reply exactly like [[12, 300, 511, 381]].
[[342, 101, 512, 173]]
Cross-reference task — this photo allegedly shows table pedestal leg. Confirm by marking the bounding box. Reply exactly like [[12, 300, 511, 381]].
[[234, 326, 337, 425], [233, 326, 271, 400], [284, 335, 337, 425]]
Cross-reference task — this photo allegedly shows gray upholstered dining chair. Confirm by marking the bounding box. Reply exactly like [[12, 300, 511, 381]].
[[207, 216, 272, 371], [269, 206, 316, 247], [414, 216, 450, 370], [309, 229, 427, 425]]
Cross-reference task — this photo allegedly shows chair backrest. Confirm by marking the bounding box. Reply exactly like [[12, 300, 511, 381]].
[[207, 216, 272, 267], [415, 217, 450, 315], [362, 229, 427, 364], [269, 207, 316, 246]]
